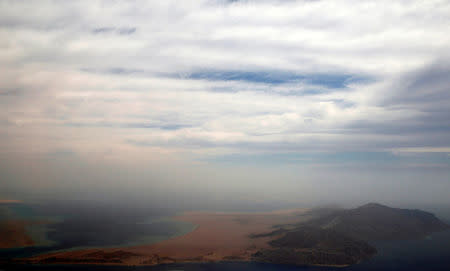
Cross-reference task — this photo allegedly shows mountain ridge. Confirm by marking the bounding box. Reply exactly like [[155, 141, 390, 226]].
[[252, 202, 449, 266], [303, 202, 449, 241]]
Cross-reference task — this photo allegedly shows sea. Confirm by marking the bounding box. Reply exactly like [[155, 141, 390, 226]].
[[1, 201, 450, 271]]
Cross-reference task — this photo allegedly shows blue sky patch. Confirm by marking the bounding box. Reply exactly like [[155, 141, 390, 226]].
[[185, 70, 368, 89]]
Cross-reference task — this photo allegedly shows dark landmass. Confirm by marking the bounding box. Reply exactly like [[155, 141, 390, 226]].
[[13, 203, 450, 267], [251, 203, 449, 266], [304, 203, 450, 241], [252, 226, 376, 266]]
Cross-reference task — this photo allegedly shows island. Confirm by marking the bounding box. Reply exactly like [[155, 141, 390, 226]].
[[15, 203, 450, 267]]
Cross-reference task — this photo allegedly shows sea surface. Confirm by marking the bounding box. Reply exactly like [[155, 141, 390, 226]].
[[1, 202, 450, 271], [0, 201, 194, 258]]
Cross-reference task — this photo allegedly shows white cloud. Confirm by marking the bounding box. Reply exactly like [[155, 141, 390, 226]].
[[0, 0, 449, 203]]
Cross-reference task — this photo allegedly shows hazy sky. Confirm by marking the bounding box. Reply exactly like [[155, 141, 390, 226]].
[[1, 0, 449, 209]]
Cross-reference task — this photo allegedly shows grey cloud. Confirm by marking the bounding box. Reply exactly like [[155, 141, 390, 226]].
[[366, 59, 450, 147], [64, 121, 190, 131], [117, 27, 136, 35], [1, 0, 450, 206], [80, 67, 145, 75], [0, 88, 24, 96], [385, 60, 450, 106], [92, 27, 115, 33], [92, 27, 137, 35], [107, 67, 143, 74]]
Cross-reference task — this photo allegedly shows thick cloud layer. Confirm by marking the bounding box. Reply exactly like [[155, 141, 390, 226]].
[[0, 0, 449, 207]]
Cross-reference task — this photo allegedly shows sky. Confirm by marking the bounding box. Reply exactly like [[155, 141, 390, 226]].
[[0, 0, 449, 209]]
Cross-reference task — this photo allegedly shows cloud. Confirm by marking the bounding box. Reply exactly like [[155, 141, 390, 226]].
[[383, 59, 450, 106], [0, 0, 449, 204], [92, 27, 115, 34], [92, 27, 137, 35]]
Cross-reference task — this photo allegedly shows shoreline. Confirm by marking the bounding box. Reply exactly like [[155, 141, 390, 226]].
[[18, 208, 310, 266]]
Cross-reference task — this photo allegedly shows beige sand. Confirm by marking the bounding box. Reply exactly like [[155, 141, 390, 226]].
[[25, 208, 310, 265]]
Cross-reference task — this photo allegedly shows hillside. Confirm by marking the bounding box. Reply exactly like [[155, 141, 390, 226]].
[[304, 203, 450, 241], [252, 226, 376, 266], [252, 203, 449, 266]]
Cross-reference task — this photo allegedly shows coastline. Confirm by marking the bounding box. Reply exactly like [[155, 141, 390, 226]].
[[8, 204, 449, 269], [18, 208, 310, 266]]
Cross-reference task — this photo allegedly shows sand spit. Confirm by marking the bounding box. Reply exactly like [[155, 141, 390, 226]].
[[23, 208, 310, 265]]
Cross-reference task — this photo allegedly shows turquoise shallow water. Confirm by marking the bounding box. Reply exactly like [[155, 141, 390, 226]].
[[0, 202, 195, 257]]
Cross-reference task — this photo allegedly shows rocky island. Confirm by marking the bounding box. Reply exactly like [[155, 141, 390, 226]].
[[15, 203, 450, 267]]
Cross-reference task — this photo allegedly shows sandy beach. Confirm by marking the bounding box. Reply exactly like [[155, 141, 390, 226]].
[[24, 208, 310, 265]]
